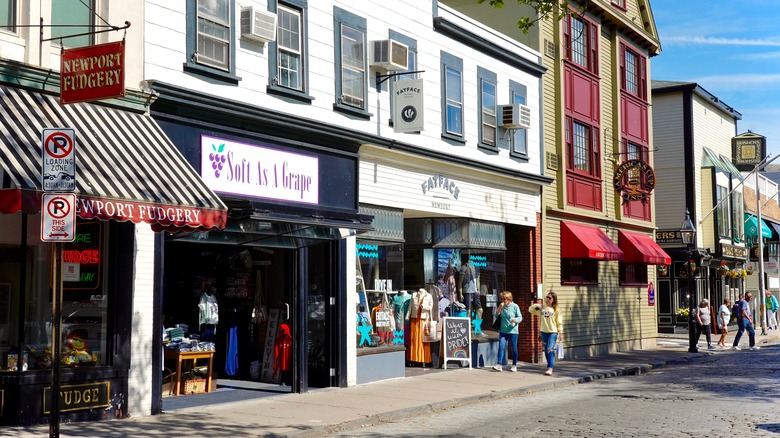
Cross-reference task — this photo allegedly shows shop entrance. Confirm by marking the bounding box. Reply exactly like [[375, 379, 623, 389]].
[[162, 240, 338, 397]]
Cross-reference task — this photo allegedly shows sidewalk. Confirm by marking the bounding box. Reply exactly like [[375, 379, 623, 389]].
[[6, 329, 779, 438]]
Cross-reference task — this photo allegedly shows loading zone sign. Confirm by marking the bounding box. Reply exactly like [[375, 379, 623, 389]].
[[41, 193, 76, 242], [42, 128, 76, 192]]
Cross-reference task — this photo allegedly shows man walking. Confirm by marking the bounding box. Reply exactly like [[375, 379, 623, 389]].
[[732, 292, 759, 350]]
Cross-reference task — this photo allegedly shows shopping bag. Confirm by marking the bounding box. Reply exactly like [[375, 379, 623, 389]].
[[556, 342, 564, 360], [423, 319, 440, 342]]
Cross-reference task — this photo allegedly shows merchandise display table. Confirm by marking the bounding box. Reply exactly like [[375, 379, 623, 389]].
[[164, 350, 214, 396]]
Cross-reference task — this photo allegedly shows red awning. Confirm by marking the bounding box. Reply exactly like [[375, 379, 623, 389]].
[[618, 230, 671, 265], [560, 222, 624, 260]]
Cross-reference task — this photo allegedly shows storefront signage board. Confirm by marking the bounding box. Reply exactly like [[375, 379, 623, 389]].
[[42, 381, 110, 413], [200, 135, 319, 204], [60, 41, 125, 105], [41, 193, 76, 242], [441, 317, 471, 369], [393, 78, 424, 133], [41, 128, 76, 192]]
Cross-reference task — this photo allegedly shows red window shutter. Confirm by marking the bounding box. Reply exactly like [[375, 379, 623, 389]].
[[619, 43, 626, 92], [565, 116, 573, 170], [639, 55, 647, 100], [589, 22, 598, 74], [592, 126, 601, 178], [563, 15, 571, 61]]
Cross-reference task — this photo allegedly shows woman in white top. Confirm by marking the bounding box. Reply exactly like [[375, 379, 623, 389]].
[[717, 298, 731, 347]]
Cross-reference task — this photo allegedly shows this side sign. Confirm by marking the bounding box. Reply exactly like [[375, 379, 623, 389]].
[[41, 128, 76, 192], [41, 193, 76, 242]]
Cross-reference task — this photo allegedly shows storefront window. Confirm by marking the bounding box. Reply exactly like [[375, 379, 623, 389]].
[[355, 241, 403, 350], [0, 214, 108, 372]]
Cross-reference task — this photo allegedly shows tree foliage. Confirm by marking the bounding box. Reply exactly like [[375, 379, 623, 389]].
[[477, 0, 579, 34]]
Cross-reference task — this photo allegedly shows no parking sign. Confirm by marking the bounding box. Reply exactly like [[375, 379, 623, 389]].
[[41, 193, 76, 242], [41, 128, 76, 192]]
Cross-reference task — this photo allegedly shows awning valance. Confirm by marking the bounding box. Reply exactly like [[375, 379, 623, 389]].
[[618, 230, 671, 265], [560, 221, 624, 260], [744, 214, 772, 239], [0, 85, 227, 231]]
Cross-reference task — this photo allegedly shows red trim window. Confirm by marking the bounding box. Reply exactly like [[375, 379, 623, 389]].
[[620, 43, 647, 100], [563, 13, 598, 74], [566, 117, 601, 178], [611, 0, 626, 10], [562, 259, 599, 285]]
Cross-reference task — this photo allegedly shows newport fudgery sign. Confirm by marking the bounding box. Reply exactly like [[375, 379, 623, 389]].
[[613, 159, 656, 204], [60, 40, 125, 104], [43, 382, 110, 414]]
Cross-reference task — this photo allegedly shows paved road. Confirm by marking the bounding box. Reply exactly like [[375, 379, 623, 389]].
[[332, 346, 780, 437]]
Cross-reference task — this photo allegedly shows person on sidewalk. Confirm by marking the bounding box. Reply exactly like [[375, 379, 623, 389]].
[[694, 299, 715, 350], [492, 291, 522, 372], [732, 292, 759, 350], [529, 292, 563, 376], [717, 298, 731, 347], [765, 290, 779, 330]]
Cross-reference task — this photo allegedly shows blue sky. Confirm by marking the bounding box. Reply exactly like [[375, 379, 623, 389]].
[[651, 0, 780, 158]]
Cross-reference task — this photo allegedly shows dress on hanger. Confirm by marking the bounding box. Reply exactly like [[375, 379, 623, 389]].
[[407, 288, 433, 364]]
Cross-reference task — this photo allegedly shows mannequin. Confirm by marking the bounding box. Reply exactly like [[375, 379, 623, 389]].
[[458, 259, 482, 321], [407, 288, 433, 365], [392, 290, 410, 331]]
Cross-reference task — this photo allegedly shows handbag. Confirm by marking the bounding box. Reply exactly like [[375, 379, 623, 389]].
[[492, 316, 501, 331], [423, 319, 440, 342]]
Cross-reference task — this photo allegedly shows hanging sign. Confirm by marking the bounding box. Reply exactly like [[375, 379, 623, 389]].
[[393, 78, 424, 133], [60, 40, 126, 105], [732, 131, 766, 171], [613, 159, 656, 204]]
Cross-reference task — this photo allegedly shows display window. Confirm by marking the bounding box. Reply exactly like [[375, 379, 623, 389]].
[[355, 242, 404, 350], [0, 214, 109, 372]]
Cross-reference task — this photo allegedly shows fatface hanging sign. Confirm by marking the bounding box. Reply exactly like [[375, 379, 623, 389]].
[[60, 40, 126, 105], [393, 78, 424, 133], [613, 159, 656, 204]]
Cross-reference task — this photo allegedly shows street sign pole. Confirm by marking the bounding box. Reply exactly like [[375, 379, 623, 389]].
[[41, 128, 76, 438]]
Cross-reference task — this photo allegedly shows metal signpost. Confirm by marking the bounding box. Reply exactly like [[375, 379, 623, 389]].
[[41, 128, 76, 438]]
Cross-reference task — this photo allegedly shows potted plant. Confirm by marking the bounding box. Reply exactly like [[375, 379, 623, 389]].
[[746, 266, 754, 275], [718, 261, 729, 276]]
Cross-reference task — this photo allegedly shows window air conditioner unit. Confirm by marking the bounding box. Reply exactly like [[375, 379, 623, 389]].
[[240, 6, 277, 43], [370, 39, 409, 71], [499, 104, 532, 129]]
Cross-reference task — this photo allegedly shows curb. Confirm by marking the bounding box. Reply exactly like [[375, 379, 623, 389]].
[[295, 355, 699, 438]]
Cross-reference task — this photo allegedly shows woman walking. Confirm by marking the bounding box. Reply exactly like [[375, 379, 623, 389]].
[[492, 291, 522, 372], [529, 292, 563, 376], [717, 298, 731, 347], [694, 299, 715, 350]]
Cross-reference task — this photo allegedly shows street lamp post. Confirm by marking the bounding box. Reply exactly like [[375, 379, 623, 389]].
[[680, 209, 697, 353]]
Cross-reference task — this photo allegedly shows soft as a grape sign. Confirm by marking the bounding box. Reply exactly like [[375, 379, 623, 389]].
[[200, 135, 319, 204]]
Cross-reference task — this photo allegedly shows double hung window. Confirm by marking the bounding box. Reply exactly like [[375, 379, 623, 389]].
[[333, 7, 367, 116], [440, 51, 464, 142]]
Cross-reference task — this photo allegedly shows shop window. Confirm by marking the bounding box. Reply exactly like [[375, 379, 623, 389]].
[[478, 67, 497, 151], [355, 242, 404, 350], [51, 0, 93, 47], [268, 0, 313, 103], [619, 262, 647, 285], [0, 215, 109, 372], [185, 0, 240, 83], [561, 258, 598, 284], [0, 0, 16, 33], [440, 51, 464, 142], [333, 6, 368, 117]]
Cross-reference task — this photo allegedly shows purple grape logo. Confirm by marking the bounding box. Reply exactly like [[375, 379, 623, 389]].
[[208, 143, 226, 178]]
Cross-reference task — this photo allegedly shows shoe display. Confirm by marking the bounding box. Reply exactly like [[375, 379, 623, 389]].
[[510, 366, 517, 372], [492, 364, 502, 371]]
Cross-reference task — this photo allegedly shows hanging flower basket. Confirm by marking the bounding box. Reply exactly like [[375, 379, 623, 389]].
[[746, 266, 754, 275]]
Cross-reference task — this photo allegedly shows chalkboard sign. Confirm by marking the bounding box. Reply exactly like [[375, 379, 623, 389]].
[[441, 317, 471, 369]]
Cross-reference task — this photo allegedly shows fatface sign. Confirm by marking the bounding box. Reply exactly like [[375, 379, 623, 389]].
[[393, 78, 424, 133], [613, 159, 656, 204], [60, 41, 125, 104]]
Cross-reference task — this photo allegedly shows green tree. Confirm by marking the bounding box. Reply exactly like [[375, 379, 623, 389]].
[[478, 0, 585, 34]]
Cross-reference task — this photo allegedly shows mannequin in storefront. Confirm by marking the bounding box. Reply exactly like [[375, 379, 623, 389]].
[[407, 288, 433, 366], [458, 259, 482, 324]]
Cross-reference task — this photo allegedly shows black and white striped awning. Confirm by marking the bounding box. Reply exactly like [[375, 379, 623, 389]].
[[0, 84, 227, 231]]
